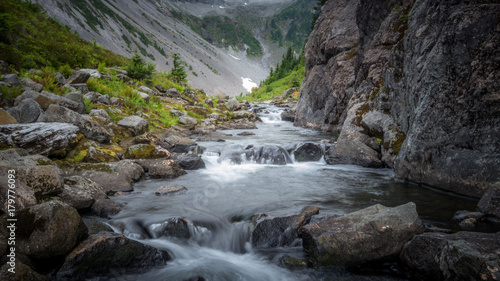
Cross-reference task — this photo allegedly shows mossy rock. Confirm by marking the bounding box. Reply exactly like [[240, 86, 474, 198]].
[[124, 144, 169, 159], [83, 147, 119, 163]]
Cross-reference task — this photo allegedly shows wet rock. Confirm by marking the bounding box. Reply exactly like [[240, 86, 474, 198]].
[[164, 135, 197, 153], [148, 218, 191, 239], [477, 184, 500, 218], [117, 115, 148, 136], [0, 173, 36, 213], [252, 206, 319, 248], [60, 176, 107, 211], [0, 108, 17, 125], [70, 160, 144, 192], [124, 144, 170, 159], [452, 210, 485, 222], [400, 231, 500, 281], [0, 123, 79, 156], [57, 232, 170, 280], [44, 104, 111, 143], [0, 201, 87, 259], [65, 70, 90, 84], [244, 145, 292, 165], [0, 261, 48, 281], [172, 154, 206, 170], [91, 198, 123, 218], [155, 185, 187, 196], [458, 218, 477, 229], [134, 159, 186, 179], [237, 131, 255, 136], [63, 92, 85, 114], [16, 98, 43, 123], [21, 77, 43, 92], [82, 218, 114, 235], [178, 115, 199, 126], [280, 109, 295, 122], [292, 143, 324, 162], [280, 256, 308, 270], [2, 74, 20, 87], [302, 202, 424, 266]]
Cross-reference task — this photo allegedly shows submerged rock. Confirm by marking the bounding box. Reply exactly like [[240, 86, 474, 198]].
[[292, 142, 324, 162], [252, 206, 319, 248], [172, 154, 206, 170], [477, 184, 500, 219], [57, 232, 170, 280], [400, 231, 500, 281], [155, 185, 187, 196], [301, 202, 424, 266], [148, 218, 191, 239]]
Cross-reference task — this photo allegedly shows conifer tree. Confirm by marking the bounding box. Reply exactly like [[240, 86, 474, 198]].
[[170, 53, 187, 83]]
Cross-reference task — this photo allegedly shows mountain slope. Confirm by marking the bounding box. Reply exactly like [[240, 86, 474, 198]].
[[33, 0, 315, 96]]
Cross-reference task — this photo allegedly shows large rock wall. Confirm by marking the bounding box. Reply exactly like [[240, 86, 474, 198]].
[[295, 0, 500, 197]]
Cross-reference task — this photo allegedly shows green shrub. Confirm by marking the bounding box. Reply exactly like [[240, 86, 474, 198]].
[[0, 85, 22, 99], [58, 64, 73, 78], [125, 53, 155, 81]]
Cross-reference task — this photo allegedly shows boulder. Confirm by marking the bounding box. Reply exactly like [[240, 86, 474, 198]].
[[301, 202, 424, 266], [91, 198, 123, 218], [14, 89, 40, 106], [400, 231, 500, 281], [166, 88, 181, 98], [82, 218, 114, 235], [0, 173, 36, 213], [117, 115, 148, 136], [124, 144, 170, 159], [16, 98, 43, 123], [292, 143, 324, 162], [172, 154, 206, 170], [244, 145, 293, 165], [280, 109, 295, 122], [55, 72, 66, 84], [59, 176, 107, 210], [56, 232, 170, 280], [79, 69, 101, 79], [0, 201, 87, 259], [34, 90, 81, 112], [63, 92, 85, 114], [477, 184, 500, 218], [237, 131, 255, 136], [226, 98, 241, 111], [252, 206, 319, 248], [0, 261, 48, 281], [164, 135, 196, 153], [21, 77, 43, 92], [2, 74, 20, 87], [178, 115, 198, 126], [155, 185, 188, 196], [65, 70, 90, 84], [45, 104, 111, 143], [14, 165, 65, 196], [0, 148, 54, 167], [138, 91, 150, 102], [148, 218, 191, 239], [0, 108, 17, 125], [231, 110, 257, 120], [89, 109, 111, 122], [139, 85, 154, 95], [134, 159, 186, 179], [95, 93, 110, 104], [70, 160, 144, 192], [155, 85, 166, 93]]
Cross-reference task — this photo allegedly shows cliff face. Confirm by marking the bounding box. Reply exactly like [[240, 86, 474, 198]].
[[296, 0, 500, 197]]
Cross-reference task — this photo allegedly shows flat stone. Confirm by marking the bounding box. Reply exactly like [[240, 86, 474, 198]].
[[155, 185, 187, 196]]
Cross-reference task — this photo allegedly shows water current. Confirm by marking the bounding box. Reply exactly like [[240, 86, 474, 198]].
[[107, 104, 484, 281]]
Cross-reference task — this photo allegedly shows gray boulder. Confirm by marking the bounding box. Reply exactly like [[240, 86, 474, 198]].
[[139, 85, 154, 95], [164, 135, 196, 153], [82, 218, 113, 235], [134, 159, 186, 179], [79, 68, 100, 78], [60, 176, 107, 210], [21, 77, 43, 92], [252, 206, 319, 248], [45, 104, 111, 143], [400, 231, 500, 281], [226, 98, 241, 111], [172, 154, 206, 170], [117, 115, 148, 136], [2, 74, 20, 87], [34, 90, 80, 112], [0, 122, 79, 156], [178, 115, 198, 126], [65, 70, 90, 84], [155, 185, 187, 196], [55, 72, 66, 84], [0, 173, 36, 213], [70, 83, 89, 94], [57, 232, 170, 280], [0, 201, 87, 259], [14, 165, 65, 196], [301, 202, 424, 266], [477, 184, 500, 218], [14, 89, 40, 106], [91, 198, 124, 218], [166, 88, 181, 98], [281, 109, 295, 122], [63, 92, 85, 114], [89, 109, 111, 122], [96, 93, 110, 104], [244, 145, 292, 165], [138, 91, 150, 102], [292, 143, 324, 162], [148, 218, 191, 239], [16, 98, 43, 123]]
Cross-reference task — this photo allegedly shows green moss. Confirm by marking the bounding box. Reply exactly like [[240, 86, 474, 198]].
[[36, 159, 53, 166], [355, 103, 370, 126], [77, 163, 114, 173], [391, 132, 406, 155], [124, 144, 156, 159]]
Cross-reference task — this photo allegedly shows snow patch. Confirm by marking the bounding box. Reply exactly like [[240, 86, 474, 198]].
[[242, 77, 258, 93], [229, 54, 241, 61]]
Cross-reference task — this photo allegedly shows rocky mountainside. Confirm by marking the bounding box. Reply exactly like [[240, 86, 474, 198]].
[[295, 0, 500, 198], [33, 0, 314, 96]]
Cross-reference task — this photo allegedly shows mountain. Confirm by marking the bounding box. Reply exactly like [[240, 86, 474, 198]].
[[295, 0, 500, 198], [33, 0, 315, 96]]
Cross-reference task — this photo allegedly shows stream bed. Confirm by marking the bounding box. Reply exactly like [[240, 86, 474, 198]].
[[107, 104, 484, 281]]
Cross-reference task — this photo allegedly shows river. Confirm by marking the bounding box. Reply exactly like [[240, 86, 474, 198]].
[[107, 104, 482, 281]]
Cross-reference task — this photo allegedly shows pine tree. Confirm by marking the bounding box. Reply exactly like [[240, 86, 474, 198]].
[[126, 53, 155, 81], [170, 53, 187, 83]]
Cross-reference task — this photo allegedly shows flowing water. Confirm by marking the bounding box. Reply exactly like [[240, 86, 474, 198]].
[[107, 104, 486, 281]]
